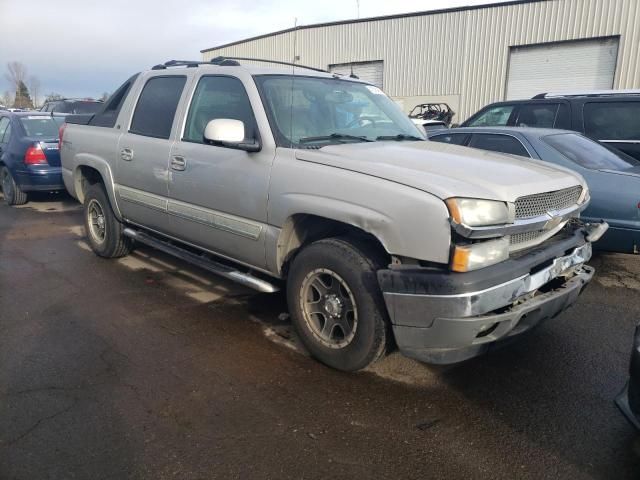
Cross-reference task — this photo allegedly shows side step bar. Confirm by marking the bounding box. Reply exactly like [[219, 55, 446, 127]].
[[123, 228, 279, 293]]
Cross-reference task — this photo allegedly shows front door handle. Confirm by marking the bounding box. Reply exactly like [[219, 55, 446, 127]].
[[120, 148, 134, 161], [171, 155, 187, 171]]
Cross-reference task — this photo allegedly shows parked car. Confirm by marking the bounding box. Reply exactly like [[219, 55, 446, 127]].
[[61, 58, 606, 372], [0, 111, 63, 205], [428, 126, 639, 254], [40, 98, 103, 115], [616, 326, 640, 430], [461, 90, 640, 161]]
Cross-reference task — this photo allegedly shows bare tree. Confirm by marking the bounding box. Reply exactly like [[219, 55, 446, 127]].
[[5, 62, 30, 108], [0, 90, 12, 108], [29, 75, 41, 108], [5, 61, 27, 92]]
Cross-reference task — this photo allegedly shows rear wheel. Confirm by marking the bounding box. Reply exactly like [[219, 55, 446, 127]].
[[1, 167, 28, 206], [287, 237, 390, 371], [84, 182, 132, 258]]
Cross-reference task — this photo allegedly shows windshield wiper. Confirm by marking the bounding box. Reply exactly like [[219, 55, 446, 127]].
[[299, 133, 373, 144], [375, 134, 424, 141]]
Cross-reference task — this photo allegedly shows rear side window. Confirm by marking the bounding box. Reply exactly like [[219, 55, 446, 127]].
[[544, 133, 639, 170], [584, 102, 640, 140], [468, 133, 530, 157], [90, 74, 139, 128], [19, 117, 59, 138], [429, 133, 469, 145], [183, 76, 257, 143], [514, 103, 559, 128], [130, 76, 186, 139], [466, 105, 515, 127]]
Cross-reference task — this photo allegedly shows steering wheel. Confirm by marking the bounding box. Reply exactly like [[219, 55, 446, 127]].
[[345, 116, 377, 128]]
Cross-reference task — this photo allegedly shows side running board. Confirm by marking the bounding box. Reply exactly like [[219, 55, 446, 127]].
[[122, 228, 279, 293]]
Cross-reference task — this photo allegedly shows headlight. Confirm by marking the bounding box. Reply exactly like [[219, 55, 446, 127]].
[[451, 237, 510, 272], [446, 198, 512, 226]]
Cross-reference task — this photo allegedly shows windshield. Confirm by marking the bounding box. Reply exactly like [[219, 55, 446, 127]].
[[543, 133, 639, 171], [254, 75, 424, 147], [19, 116, 59, 138]]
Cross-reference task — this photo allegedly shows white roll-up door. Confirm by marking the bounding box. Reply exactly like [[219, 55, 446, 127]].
[[328, 61, 384, 89], [506, 38, 619, 100]]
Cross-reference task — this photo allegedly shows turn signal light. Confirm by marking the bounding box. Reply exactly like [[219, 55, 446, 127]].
[[24, 145, 48, 165]]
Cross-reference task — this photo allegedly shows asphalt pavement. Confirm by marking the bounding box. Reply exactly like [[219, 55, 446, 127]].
[[1, 193, 639, 479]]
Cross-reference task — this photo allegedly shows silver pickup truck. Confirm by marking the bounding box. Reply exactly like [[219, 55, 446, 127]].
[[61, 58, 607, 371]]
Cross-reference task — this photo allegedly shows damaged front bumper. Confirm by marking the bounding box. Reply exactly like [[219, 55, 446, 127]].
[[378, 224, 604, 364]]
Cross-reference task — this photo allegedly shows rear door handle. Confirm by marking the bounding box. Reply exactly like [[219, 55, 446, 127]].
[[171, 155, 187, 171], [120, 148, 134, 161]]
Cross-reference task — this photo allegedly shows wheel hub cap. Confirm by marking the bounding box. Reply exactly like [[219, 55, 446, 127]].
[[323, 294, 343, 318]]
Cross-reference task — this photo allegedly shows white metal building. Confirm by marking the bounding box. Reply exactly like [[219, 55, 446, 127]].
[[201, 0, 640, 122]]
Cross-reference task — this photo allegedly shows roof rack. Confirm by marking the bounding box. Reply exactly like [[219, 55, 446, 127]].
[[533, 89, 640, 99], [151, 56, 335, 75]]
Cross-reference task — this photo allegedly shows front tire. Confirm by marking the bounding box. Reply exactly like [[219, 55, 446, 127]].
[[1, 167, 28, 206], [287, 237, 390, 371], [84, 183, 132, 258]]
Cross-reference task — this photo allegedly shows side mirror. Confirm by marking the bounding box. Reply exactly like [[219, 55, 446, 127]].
[[203, 119, 261, 152]]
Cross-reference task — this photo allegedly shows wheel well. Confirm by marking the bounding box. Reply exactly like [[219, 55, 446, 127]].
[[75, 165, 104, 204], [277, 214, 390, 277]]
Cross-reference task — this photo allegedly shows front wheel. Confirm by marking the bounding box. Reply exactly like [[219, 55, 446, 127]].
[[83, 183, 132, 258], [287, 237, 390, 371], [1, 167, 28, 206]]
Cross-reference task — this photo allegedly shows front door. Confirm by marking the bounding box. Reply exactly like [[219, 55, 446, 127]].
[[167, 74, 273, 269], [114, 75, 188, 233]]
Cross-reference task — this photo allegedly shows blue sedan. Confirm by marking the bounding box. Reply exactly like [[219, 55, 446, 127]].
[[428, 126, 640, 254], [0, 111, 63, 205]]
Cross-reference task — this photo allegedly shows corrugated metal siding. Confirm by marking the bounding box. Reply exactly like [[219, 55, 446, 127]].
[[202, 0, 640, 120]]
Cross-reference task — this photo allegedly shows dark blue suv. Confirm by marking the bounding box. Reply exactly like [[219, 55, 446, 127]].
[[0, 111, 63, 205]]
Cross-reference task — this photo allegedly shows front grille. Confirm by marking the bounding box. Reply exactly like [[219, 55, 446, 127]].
[[515, 186, 582, 219], [510, 229, 546, 246]]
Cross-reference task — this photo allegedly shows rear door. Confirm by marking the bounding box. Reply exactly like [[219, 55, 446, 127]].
[[114, 74, 189, 233], [582, 100, 640, 161]]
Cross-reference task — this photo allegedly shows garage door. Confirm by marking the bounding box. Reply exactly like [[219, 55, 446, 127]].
[[506, 38, 619, 100], [328, 61, 384, 89]]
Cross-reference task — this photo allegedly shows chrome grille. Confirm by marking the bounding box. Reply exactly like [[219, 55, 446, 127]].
[[515, 186, 582, 219], [510, 230, 546, 246]]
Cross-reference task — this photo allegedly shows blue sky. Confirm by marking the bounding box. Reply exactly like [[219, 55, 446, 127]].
[[0, 0, 500, 103]]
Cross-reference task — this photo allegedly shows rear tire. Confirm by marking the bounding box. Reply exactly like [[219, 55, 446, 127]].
[[1, 167, 28, 206], [84, 182, 132, 258], [287, 237, 390, 372]]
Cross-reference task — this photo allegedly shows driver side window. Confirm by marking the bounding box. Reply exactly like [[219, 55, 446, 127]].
[[183, 76, 257, 144]]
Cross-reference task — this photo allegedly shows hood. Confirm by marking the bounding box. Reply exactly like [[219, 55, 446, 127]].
[[295, 141, 585, 201]]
